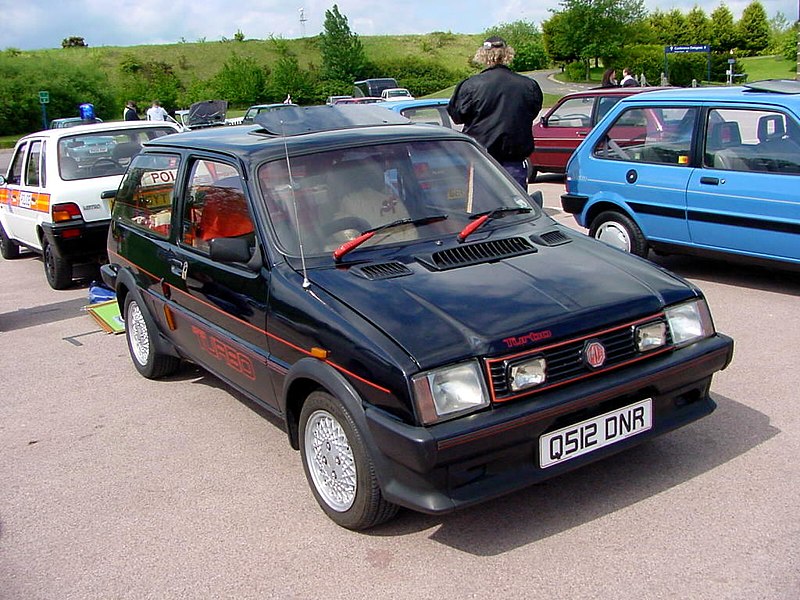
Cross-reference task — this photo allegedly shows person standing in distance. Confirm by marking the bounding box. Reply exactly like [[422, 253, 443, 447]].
[[146, 100, 169, 121], [448, 36, 543, 188], [124, 101, 140, 121]]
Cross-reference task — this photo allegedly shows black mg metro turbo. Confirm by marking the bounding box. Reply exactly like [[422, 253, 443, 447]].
[[102, 105, 733, 530]]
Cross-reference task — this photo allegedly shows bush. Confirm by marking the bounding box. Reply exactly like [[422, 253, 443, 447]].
[[564, 61, 586, 81], [369, 57, 468, 97]]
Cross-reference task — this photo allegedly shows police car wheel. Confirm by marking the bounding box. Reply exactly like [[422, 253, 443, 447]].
[[299, 391, 398, 530], [0, 223, 20, 259], [42, 239, 72, 289], [124, 295, 180, 379]]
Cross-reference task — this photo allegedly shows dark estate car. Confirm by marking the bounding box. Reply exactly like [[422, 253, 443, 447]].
[[102, 105, 733, 529]]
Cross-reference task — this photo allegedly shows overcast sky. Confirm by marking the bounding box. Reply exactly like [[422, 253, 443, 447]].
[[2, 0, 796, 51]]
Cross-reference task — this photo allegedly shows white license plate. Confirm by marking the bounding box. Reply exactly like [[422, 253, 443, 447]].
[[539, 399, 652, 468]]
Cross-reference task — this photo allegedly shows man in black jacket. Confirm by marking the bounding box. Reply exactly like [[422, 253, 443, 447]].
[[448, 36, 543, 188]]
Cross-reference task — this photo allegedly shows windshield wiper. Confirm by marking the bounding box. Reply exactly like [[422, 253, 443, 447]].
[[333, 214, 448, 262], [457, 206, 532, 243]]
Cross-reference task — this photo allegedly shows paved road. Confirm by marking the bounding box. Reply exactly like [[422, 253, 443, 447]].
[[529, 68, 594, 96], [1, 176, 798, 599]]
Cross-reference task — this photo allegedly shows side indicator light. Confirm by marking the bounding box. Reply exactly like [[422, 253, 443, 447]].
[[163, 305, 177, 331], [310, 347, 329, 359]]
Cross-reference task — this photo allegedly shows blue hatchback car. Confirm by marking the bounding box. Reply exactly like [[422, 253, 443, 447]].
[[561, 80, 800, 270]]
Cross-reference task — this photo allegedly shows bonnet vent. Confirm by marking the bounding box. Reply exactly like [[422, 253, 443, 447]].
[[421, 237, 536, 271], [352, 262, 413, 280], [531, 230, 571, 247]]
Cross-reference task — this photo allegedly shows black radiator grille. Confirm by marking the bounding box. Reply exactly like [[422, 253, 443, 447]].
[[488, 315, 672, 401]]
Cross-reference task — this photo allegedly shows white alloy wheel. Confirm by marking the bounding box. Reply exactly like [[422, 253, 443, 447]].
[[127, 300, 151, 366], [303, 409, 357, 512]]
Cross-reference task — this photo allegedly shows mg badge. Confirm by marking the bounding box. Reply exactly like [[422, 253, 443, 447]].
[[584, 340, 606, 369]]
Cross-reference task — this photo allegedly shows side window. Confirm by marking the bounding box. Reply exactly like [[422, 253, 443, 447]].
[[25, 140, 44, 187], [593, 107, 696, 166], [704, 108, 800, 174], [595, 96, 622, 124], [546, 97, 594, 128], [112, 153, 180, 238], [7, 142, 28, 185], [182, 160, 253, 254]]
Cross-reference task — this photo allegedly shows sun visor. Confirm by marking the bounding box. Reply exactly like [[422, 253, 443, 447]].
[[253, 104, 410, 136]]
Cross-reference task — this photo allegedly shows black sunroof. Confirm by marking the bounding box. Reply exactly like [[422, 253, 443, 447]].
[[253, 104, 410, 135], [743, 79, 800, 94]]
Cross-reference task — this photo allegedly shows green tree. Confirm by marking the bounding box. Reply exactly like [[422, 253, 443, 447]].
[[212, 52, 268, 106], [318, 4, 366, 84], [685, 6, 710, 45], [738, 1, 770, 56], [543, 0, 647, 77], [267, 42, 316, 104], [710, 4, 740, 53], [118, 57, 183, 113], [0, 54, 113, 135], [61, 36, 87, 48], [484, 21, 549, 71]]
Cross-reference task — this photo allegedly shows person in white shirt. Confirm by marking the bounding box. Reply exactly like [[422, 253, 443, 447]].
[[620, 68, 638, 87], [147, 100, 169, 121]]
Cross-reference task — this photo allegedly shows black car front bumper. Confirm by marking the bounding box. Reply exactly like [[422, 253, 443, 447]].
[[365, 333, 733, 514]]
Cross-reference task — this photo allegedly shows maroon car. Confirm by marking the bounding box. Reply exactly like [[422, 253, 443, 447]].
[[527, 87, 658, 182]]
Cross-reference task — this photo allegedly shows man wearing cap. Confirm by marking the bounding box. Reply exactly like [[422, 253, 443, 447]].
[[448, 36, 543, 188]]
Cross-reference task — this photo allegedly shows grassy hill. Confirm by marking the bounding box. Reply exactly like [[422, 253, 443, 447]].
[[24, 33, 485, 92]]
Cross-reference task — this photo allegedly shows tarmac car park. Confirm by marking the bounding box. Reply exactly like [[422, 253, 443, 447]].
[[101, 104, 732, 530], [0, 120, 181, 288]]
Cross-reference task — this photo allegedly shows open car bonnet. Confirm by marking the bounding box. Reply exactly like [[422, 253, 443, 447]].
[[185, 100, 228, 128]]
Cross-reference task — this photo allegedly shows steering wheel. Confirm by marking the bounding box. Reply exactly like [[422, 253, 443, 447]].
[[91, 157, 122, 175], [322, 217, 371, 249]]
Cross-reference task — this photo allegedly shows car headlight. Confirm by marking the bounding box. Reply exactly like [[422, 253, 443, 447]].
[[635, 321, 667, 352], [665, 299, 715, 347], [508, 356, 547, 392], [412, 361, 490, 425]]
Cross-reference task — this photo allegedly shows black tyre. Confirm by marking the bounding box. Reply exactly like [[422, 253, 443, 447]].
[[589, 210, 648, 257], [124, 295, 180, 379], [42, 239, 73, 289], [299, 391, 399, 530], [0, 223, 20, 259]]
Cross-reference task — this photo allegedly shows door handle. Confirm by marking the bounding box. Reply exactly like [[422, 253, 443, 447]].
[[167, 257, 187, 279], [577, 131, 588, 136], [700, 177, 720, 185]]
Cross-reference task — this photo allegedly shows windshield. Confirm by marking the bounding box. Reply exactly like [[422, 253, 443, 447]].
[[257, 139, 538, 258]]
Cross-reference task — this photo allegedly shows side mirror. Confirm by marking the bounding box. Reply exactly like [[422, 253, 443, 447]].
[[209, 237, 256, 266], [101, 189, 117, 199], [529, 190, 544, 209], [0, 175, 6, 186], [540, 116, 549, 127]]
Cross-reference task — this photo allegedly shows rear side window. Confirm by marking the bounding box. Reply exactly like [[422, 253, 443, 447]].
[[26, 140, 45, 187], [112, 153, 181, 238], [593, 106, 697, 166], [704, 108, 800, 174]]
